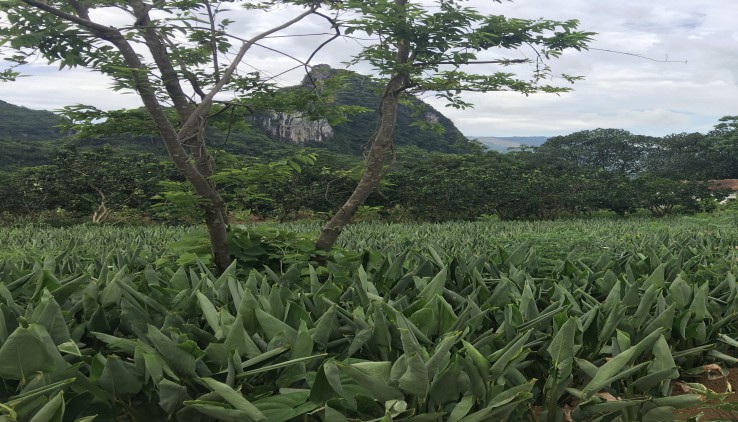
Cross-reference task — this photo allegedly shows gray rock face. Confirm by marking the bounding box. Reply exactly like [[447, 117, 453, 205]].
[[254, 112, 334, 145], [425, 112, 441, 124]]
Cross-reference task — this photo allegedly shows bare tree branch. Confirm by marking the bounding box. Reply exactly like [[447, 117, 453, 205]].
[[413, 59, 530, 66], [203, 0, 221, 81], [20, 0, 119, 36], [590, 48, 687, 63], [129, 0, 194, 121], [178, 6, 318, 138]]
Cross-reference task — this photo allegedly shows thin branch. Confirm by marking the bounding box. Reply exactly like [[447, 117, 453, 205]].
[[264, 32, 374, 41], [413, 59, 530, 66], [161, 36, 208, 99], [264, 64, 304, 83], [302, 11, 342, 90], [203, 0, 220, 81], [20, 0, 118, 36], [305, 12, 341, 67], [68, 0, 91, 20], [129, 0, 194, 121], [178, 6, 318, 138], [248, 42, 309, 69], [590, 47, 687, 63]]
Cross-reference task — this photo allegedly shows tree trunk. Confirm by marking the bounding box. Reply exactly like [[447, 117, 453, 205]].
[[204, 201, 231, 273], [106, 35, 234, 274], [17, 0, 314, 274], [315, 0, 411, 251], [315, 76, 406, 251]]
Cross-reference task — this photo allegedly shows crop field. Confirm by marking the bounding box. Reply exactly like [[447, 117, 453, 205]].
[[1, 216, 738, 421]]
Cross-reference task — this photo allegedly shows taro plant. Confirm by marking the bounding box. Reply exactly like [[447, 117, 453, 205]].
[[1, 219, 738, 420]]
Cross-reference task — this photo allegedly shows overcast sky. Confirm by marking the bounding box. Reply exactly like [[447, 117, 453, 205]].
[[1, 0, 736, 138]]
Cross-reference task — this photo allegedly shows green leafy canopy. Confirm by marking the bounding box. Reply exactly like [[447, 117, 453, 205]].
[[335, 0, 594, 108]]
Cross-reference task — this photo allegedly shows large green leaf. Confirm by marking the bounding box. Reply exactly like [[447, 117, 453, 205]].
[[29, 290, 70, 346], [547, 317, 578, 368], [580, 330, 664, 399], [417, 266, 448, 301], [254, 308, 297, 344], [488, 330, 532, 381], [252, 390, 318, 422], [199, 377, 265, 421], [28, 390, 64, 422], [336, 362, 404, 403], [146, 325, 197, 379], [97, 354, 143, 398], [158, 378, 191, 416], [0, 325, 66, 382], [5, 379, 75, 408], [197, 291, 223, 339], [397, 353, 429, 398]]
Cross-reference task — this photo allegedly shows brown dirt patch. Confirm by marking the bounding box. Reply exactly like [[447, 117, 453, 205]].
[[675, 367, 738, 421], [530, 368, 738, 421]]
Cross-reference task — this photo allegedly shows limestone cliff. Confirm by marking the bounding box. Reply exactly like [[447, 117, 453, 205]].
[[254, 112, 334, 145]]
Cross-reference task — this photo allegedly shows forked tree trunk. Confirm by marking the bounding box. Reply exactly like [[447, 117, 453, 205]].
[[315, 75, 408, 251], [18, 0, 315, 275], [106, 34, 234, 274]]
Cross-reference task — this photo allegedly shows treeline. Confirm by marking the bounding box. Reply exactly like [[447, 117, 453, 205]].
[[385, 121, 738, 221], [1, 118, 737, 224]]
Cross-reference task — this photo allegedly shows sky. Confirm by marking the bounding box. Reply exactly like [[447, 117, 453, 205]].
[[1, 0, 737, 138]]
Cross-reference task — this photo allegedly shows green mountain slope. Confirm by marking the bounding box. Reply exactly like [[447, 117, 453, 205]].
[[249, 65, 481, 154], [0, 101, 64, 171], [0, 100, 62, 140], [0, 66, 479, 172]]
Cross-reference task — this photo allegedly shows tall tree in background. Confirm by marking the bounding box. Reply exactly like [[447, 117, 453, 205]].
[[0, 0, 332, 273], [315, 0, 594, 250], [536, 129, 647, 176], [707, 116, 738, 179]]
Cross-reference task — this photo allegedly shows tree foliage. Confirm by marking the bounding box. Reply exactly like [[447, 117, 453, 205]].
[[0, 0, 338, 272], [315, 0, 595, 249], [0, 146, 173, 221]]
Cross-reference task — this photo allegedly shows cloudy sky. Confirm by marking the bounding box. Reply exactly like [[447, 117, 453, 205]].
[[1, 0, 736, 138]]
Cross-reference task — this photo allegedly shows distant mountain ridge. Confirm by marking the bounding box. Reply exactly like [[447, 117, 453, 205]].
[[0, 65, 481, 165], [0, 100, 63, 140]]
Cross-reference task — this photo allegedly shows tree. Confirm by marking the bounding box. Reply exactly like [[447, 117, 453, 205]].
[[1, 0, 334, 273], [642, 132, 718, 180], [0, 146, 172, 221], [0, 165, 58, 216], [54, 146, 172, 222], [387, 151, 483, 221], [535, 128, 649, 176], [315, 0, 594, 249], [632, 176, 714, 217], [705, 116, 738, 179]]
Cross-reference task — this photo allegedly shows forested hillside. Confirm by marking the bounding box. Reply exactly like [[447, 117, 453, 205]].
[[275, 65, 477, 154], [1, 69, 737, 225], [2, 117, 738, 224], [0, 66, 480, 173], [0, 101, 63, 172], [0, 100, 62, 140]]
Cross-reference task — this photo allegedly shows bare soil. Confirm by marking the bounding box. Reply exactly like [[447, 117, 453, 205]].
[[530, 368, 738, 421], [674, 367, 738, 421]]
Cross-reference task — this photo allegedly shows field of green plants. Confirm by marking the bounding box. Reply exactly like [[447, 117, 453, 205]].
[[1, 216, 738, 421]]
